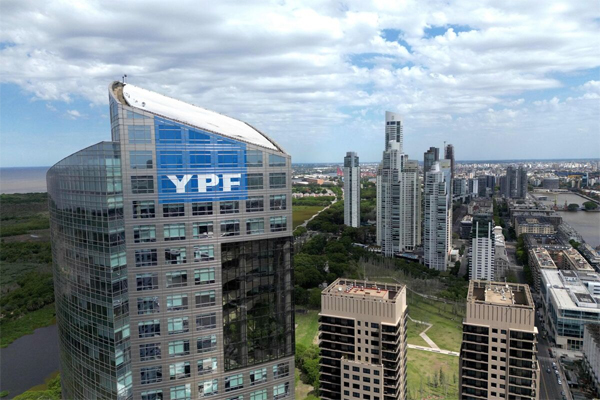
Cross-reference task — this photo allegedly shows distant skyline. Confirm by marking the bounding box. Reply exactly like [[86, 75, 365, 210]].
[[1, 1, 599, 167]]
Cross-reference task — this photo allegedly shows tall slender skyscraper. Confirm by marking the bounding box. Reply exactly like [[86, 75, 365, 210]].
[[423, 146, 439, 173], [501, 166, 528, 199], [344, 152, 361, 228], [424, 160, 452, 271], [444, 144, 455, 180], [376, 112, 421, 256], [47, 82, 295, 400], [469, 215, 495, 280]]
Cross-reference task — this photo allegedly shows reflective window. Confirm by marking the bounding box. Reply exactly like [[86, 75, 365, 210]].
[[268, 154, 286, 167], [140, 343, 161, 361], [165, 248, 187, 264], [225, 374, 244, 392], [170, 362, 191, 380], [270, 194, 287, 210], [128, 125, 152, 143], [250, 390, 267, 400], [170, 384, 191, 400], [138, 297, 160, 314], [166, 270, 187, 287], [192, 202, 213, 215], [189, 130, 210, 144], [156, 124, 182, 143], [220, 201, 239, 214], [135, 249, 157, 267], [164, 223, 186, 241], [130, 151, 153, 169], [136, 273, 158, 291], [195, 268, 216, 285], [168, 317, 189, 335], [218, 151, 238, 167], [198, 357, 217, 376], [138, 320, 160, 338], [273, 383, 289, 399], [246, 196, 264, 212], [167, 294, 188, 311], [194, 245, 215, 262], [163, 203, 185, 217], [141, 390, 163, 400], [245, 150, 263, 167], [125, 110, 147, 119], [195, 290, 216, 308], [134, 225, 156, 243], [249, 368, 267, 385], [221, 220, 240, 236], [190, 151, 212, 168], [197, 335, 217, 353], [246, 218, 264, 235], [269, 173, 286, 189], [198, 379, 218, 397], [247, 174, 263, 190], [273, 362, 289, 379], [140, 366, 162, 384], [193, 222, 214, 239], [270, 216, 287, 232], [133, 200, 155, 218], [131, 176, 155, 194], [196, 312, 217, 331], [169, 340, 190, 357], [159, 151, 184, 168]]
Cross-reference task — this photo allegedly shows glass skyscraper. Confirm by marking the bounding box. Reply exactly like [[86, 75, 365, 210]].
[[47, 82, 294, 400]]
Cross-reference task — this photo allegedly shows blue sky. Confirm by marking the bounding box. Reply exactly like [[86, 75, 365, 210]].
[[1, 0, 598, 167]]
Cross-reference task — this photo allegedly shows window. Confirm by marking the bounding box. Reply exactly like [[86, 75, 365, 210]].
[[246, 196, 264, 212], [197, 335, 217, 353], [250, 390, 267, 400], [134, 225, 156, 243], [170, 362, 191, 380], [168, 340, 190, 357], [189, 130, 210, 144], [250, 368, 267, 385], [198, 379, 218, 397], [163, 203, 185, 217], [270, 216, 287, 232], [135, 249, 157, 267], [168, 317, 189, 335], [131, 176, 155, 194], [166, 270, 187, 287], [193, 222, 214, 239], [196, 312, 217, 331], [138, 297, 159, 314], [245, 150, 263, 167], [138, 320, 160, 338], [159, 151, 184, 168], [192, 202, 213, 216], [247, 173, 263, 190], [195, 268, 216, 285], [195, 290, 216, 308], [141, 366, 162, 384], [190, 151, 212, 168], [221, 220, 240, 236], [198, 357, 217, 375], [140, 343, 162, 361], [246, 218, 264, 235], [220, 201, 240, 214], [273, 363, 289, 379], [164, 224, 186, 241], [165, 248, 187, 264], [133, 201, 155, 218], [273, 383, 289, 399], [194, 245, 215, 262], [269, 194, 286, 210], [225, 374, 244, 392], [130, 151, 153, 169], [136, 273, 158, 291], [170, 384, 191, 400], [269, 173, 286, 189], [268, 154, 286, 167], [128, 125, 152, 143], [141, 390, 163, 400], [166, 294, 188, 311], [218, 151, 238, 167]]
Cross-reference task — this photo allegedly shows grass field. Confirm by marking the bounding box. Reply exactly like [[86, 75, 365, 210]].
[[407, 295, 463, 352], [295, 310, 319, 347], [292, 205, 326, 228], [406, 349, 459, 400], [406, 319, 429, 347], [0, 304, 56, 348]]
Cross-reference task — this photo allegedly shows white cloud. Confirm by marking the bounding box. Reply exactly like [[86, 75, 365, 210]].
[[0, 0, 598, 161], [66, 109, 82, 119]]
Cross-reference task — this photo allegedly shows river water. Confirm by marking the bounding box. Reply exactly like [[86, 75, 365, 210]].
[[532, 193, 600, 248], [0, 324, 60, 398]]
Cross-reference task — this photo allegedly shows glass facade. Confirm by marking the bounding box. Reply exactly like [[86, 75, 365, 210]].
[[48, 82, 294, 400]]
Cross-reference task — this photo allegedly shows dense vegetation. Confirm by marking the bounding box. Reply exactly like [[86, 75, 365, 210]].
[[583, 201, 598, 210], [292, 196, 335, 206], [1, 272, 55, 320], [13, 374, 61, 400], [516, 234, 534, 286]]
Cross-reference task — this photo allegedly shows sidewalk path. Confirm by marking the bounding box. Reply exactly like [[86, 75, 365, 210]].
[[407, 344, 459, 357], [407, 315, 439, 350]]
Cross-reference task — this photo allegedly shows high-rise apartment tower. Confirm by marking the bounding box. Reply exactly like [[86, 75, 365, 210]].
[[423, 160, 452, 271], [344, 151, 361, 228], [376, 112, 421, 256], [459, 280, 539, 400], [469, 214, 495, 281], [47, 82, 295, 400], [423, 146, 439, 173], [319, 278, 408, 400], [500, 166, 528, 199], [444, 144, 455, 180]]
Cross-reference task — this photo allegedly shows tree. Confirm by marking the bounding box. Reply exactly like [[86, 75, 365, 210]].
[[583, 201, 598, 210], [567, 203, 579, 211], [569, 239, 581, 249], [308, 288, 322, 309]]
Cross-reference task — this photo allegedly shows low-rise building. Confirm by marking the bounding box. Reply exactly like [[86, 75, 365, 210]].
[[581, 243, 600, 269], [467, 198, 493, 215], [583, 324, 600, 397], [529, 247, 557, 292], [515, 216, 556, 236], [494, 226, 509, 280], [560, 248, 594, 272], [540, 269, 600, 350]]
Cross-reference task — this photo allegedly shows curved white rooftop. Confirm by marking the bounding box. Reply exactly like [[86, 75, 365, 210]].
[[121, 83, 277, 150]]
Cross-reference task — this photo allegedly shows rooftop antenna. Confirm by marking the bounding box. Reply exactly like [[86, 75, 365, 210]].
[[122, 74, 128, 84]]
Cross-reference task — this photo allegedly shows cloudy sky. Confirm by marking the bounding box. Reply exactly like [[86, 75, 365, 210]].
[[1, 0, 599, 167]]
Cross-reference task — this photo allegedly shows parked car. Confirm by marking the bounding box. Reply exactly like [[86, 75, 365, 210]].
[[558, 379, 562, 385], [547, 368, 551, 373], [552, 362, 557, 368]]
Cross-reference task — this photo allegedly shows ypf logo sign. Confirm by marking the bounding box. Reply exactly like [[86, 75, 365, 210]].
[[166, 174, 242, 193]]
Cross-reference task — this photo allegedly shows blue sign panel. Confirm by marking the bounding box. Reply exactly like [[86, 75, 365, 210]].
[[155, 117, 248, 203]]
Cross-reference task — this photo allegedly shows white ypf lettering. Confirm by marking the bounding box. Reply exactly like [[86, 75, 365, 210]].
[[167, 174, 193, 193], [197, 174, 219, 193], [222, 173, 241, 192]]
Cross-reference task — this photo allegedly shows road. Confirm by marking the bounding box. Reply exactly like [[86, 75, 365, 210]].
[[536, 309, 570, 400]]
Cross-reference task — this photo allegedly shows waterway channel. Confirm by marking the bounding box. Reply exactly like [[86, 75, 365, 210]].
[[0, 324, 60, 398]]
